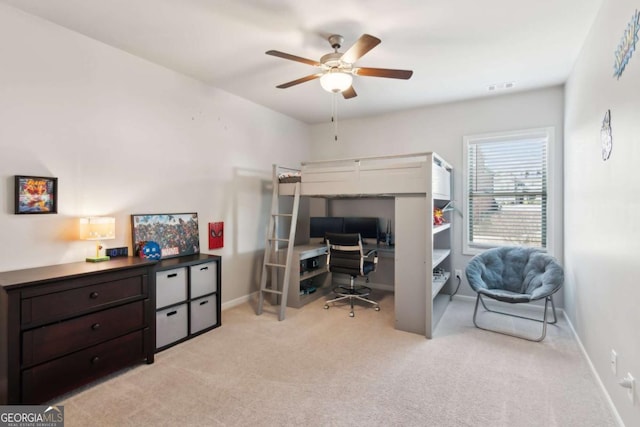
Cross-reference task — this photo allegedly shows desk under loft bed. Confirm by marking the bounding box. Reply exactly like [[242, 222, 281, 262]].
[[275, 152, 453, 338]]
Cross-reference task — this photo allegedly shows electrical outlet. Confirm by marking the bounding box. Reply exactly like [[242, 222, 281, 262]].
[[611, 349, 618, 375], [455, 269, 462, 279]]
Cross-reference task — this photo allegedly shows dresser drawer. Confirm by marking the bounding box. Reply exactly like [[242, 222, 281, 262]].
[[22, 300, 148, 367], [156, 267, 187, 308], [190, 262, 217, 299], [21, 274, 147, 327], [21, 330, 147, 404]]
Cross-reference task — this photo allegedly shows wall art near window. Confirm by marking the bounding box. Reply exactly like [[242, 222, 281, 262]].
[[14, 175, 58, 214], [131, 213, 200, 259], [613, 9, 639, 79], [601, 109, 613, 161]]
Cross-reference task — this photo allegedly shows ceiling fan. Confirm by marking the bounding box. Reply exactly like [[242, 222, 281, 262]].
[[266, 34, 413, 99]]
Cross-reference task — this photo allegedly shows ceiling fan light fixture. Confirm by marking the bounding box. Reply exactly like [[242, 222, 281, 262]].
[[320, 70, 353, 93]]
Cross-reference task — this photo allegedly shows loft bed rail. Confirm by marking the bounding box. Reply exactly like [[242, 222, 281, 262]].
[[301, 152, 430, 166], [278, 152, 451, 197], [301, 152, 451, 169], [275, 164, 302, 184]]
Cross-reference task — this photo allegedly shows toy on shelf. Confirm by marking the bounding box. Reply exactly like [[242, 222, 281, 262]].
[[433, 208, 445, 226]]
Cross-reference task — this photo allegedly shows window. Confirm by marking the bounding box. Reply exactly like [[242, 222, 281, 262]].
[[463, 128, 552, 254]]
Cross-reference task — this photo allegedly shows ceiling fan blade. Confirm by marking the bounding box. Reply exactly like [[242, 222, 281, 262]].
[[342, 86, 357, 99], [265, 50, 322, 67], [354, 67, 413, 79], [341, 34, 381, 64], [276, 73, 324, 89]]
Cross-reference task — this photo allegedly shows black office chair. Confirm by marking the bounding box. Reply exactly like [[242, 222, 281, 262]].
[[323, 232, 380, 317]]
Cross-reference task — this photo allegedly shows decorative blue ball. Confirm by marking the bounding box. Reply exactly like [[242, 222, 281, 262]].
[[140, 241, 161, 260]]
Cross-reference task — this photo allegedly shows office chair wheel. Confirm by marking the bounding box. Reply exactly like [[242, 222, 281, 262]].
[[349, 311, 355, 317], [324, 304, 330, 310]]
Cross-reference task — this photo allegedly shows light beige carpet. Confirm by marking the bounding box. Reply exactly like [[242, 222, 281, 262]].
[[55, 292, 618, 426]]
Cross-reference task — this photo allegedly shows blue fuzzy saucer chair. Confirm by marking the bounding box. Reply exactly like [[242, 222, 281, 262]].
[[465, 246, 564, 342]]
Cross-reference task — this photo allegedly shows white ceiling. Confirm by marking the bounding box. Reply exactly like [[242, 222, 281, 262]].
[[2, 0, 603, 124]]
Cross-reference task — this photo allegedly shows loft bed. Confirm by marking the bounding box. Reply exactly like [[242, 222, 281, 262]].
[[276, 152, 451, 199], [272, 152, 454, 338]]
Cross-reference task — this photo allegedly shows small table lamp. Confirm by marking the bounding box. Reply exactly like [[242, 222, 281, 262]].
[[80, 217, 115, 262]]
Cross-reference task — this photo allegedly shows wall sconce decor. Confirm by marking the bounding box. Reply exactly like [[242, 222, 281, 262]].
[[80, 217, 115, 262]]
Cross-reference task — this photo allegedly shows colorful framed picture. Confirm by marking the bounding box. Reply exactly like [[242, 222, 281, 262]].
[[14, 175, 58, 214], [131, 213, 200, 259]]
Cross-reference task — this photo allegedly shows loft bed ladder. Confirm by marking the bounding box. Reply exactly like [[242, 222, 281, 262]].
[[257, 165, 301, 321]]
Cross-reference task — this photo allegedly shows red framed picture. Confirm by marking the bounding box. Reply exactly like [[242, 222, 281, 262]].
[[209, 222, 223, 249]]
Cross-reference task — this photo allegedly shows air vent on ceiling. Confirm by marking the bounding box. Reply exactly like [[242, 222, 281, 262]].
[[488, 81, 515, 91]]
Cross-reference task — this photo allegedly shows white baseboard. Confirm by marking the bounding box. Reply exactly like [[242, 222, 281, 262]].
[[563, 314, 625, 427], [221, 292, 255, 311]]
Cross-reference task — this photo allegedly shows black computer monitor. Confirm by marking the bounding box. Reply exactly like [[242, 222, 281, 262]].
[[309, 217, 344, 240], [343, 217, 379, 243]]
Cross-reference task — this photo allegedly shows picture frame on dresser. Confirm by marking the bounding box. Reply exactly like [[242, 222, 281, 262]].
[[14, 175, 58, 214], [131, 213, 200, 259]]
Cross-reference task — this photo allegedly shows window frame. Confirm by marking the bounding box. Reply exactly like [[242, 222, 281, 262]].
[[462, 127, 555, 255]]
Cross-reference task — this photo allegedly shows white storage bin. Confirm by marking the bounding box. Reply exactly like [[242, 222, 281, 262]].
[[190, 295, 217, 334], [190, 262, 217, 299], [156, 267, 187, 309], [432, 164, 451, 200], [156, 303, 188, 349]]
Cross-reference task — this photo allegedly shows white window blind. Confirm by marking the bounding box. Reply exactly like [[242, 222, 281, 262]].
[[465, 131, 549, 250]]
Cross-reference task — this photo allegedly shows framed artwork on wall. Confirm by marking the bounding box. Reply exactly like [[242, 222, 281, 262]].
[[209, 222, 224, 249], [14, 175, 58, 214], [131, 213, 200, 259]]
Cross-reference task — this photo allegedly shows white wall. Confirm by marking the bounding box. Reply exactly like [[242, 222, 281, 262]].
[[0, 4, 310, 303], [565, 0, 640, 424], [310, 86, 565, 300]]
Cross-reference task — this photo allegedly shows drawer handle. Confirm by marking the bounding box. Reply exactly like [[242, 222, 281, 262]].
[[166, 310, 178, 317], [200, 266, 208, 271], [91, 356, 100, 364], [91, 323, 101, 330], [199, 300, 209, 306], [89, 292, 99, 299], [167, 273, 178, 278]]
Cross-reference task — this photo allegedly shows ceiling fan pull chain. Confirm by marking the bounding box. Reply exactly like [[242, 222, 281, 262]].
[[332, 93, 339, 142]]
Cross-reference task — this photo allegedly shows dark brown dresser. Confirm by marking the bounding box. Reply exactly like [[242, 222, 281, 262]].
[[0, 257, 156, 404]]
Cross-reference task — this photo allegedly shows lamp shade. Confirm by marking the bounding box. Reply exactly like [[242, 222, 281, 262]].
[[79, 217, 115, 241], [320, 70, 353, 93]]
